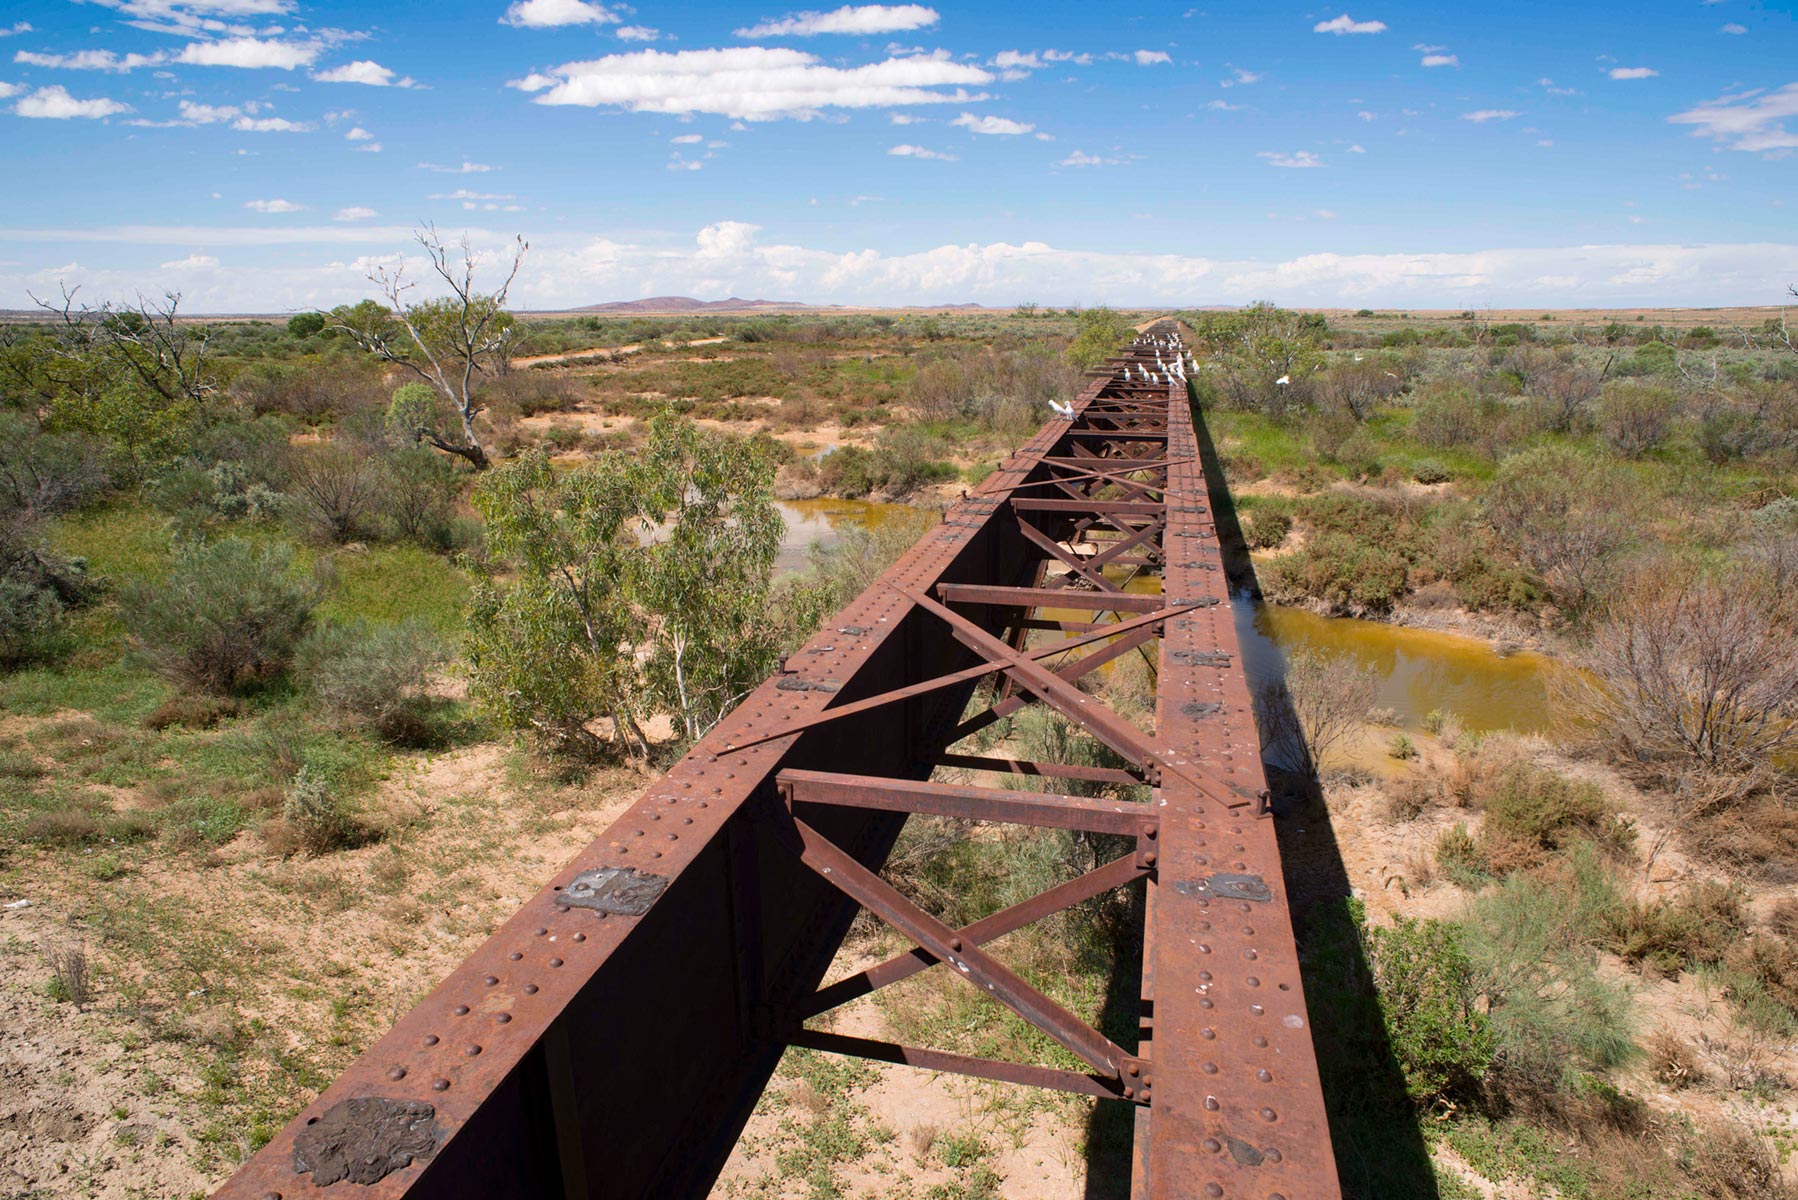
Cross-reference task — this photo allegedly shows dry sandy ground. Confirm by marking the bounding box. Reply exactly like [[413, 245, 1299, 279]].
[[0, 735, 641, 1200]]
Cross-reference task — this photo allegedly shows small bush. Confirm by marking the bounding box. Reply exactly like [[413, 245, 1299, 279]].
[[293, 445, 381, 543], [0, 573, 69, 669], [1239, 507, 1292, 549], [1645, 1025, 1701, 1089], [1410, 382, 1489, 450], [1597, 382, 1678, 457], [297, 619, 446, 744], [1604, 879, 1747, 977], [1366, 916, 1498, 1106], [277, 766, 361, 855], [122, 538, 319, 695], [1476, 762, 1628, 873], [42, 939, 93, 1007], [1436, 823, 1489, 889], [379, 446, 461, 546], [1412, 459, 1450, 485], [1265, 532, 1410, 613], [1388, 733, 1418, 760]]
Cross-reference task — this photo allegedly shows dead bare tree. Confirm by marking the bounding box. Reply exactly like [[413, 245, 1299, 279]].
[[1255, 648, 1379, 775], [330, 226, 527, 469], [1568, 571, 1798, 776], [21, 285, 217, 412]]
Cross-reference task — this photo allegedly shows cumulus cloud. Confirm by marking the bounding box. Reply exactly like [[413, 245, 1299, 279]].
[[511, 47, 992, 121], [952, 112, 1033, 135], [1220, 65, 1260, 87], [13, 48, 168, 71], [419, 160, 495, 173], [1314, 14, 1386, 35], [1462, 109, 1520, 122], [233, 115, 311, 131], [1420, 52, 1458, 68], [501, 0, 618, 27], [14, 85, 131, 118], [177, 37, 317, 70], [1055, 150, 1124, 167], [1133, 50, 1171, 65], [427, 190, 516, 200], [735, 5, 939, 38], [159, 254, 218, 270], [1721, 23, 1746, 35], [6, 223, 1797, 311], [334, 206, 377, 221], [1258, 150, 1322, 168], [0, 22, 32, 37], [245, 198, 303, 212], [344, 125, 374, 140], [616, 25, 659, 41], [312, 60, 415, 87], [671, 133, 703, 143], [1608, 67, 1658, 80], [1669, 82, 1798, 154], [0, 82, 18, 98], [888, 142, 955, 160]]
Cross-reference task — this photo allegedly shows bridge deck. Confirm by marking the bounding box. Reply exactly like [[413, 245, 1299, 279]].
[[215, 328, 1339, 1200]]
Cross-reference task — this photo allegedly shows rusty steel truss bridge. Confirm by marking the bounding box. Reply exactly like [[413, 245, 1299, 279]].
[[217, 326, 1341, 1200]]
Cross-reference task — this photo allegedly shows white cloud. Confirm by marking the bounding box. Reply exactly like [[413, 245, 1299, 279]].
[[177, 100, 242, 123], [13, 48, 168, 71], [1205, 100, 1240, 111], [0, 82, 17, 98], [1220, 65, 1260, 87], [334, 206, 377, 221], [616, 25, 660, 41], [1538, 76, 1580, 96], [14, 85, 131, 118], [992, 50, 1040, 72], [355, 141, 382, 152], [671, 133, 703, 143], [1347, 143, 1366, 152], [233, 115, 311, 131], [1462, 109, 1520, 122], [1314, 209, 1337, 220], [1258, 150, 1323, 168], [1608, 67, 1658, 80], [0, 22, 32, 37], [419, 160, 496, 173], [1056, 149, 1123, 167], [245, 198, 303, 212], [312, 60, 415, 87], [345, 125, 374, 140], [1133, 50, 1171, 65], [952, 111, 1032, 135], [500, 0, 618, 28], [7, 223, 1798, 311], [1669, 83, 1798, 154], [667, 159, 703, 171], [889, 112, 922, 124], [177, 37, 318, 70], [427, 190, 516, 200], [1314, 14, 1386, 35], [1420, 53, 1458, 68], [1721, 23, 1746, 35], [888, 142, 955, 160], [511, 47, 992, 121], [159, 253, 217, 269], [735, 5, 939, 38]]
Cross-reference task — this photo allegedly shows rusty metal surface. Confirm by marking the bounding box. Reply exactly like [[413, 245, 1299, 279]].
[[210, 327, 1339, 1200]]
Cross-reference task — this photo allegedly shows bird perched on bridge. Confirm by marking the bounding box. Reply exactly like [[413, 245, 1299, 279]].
[[1049, 398, 1075, 420]]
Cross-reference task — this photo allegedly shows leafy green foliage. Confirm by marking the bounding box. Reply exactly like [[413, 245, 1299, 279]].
[[1365, 917, 1498, 1105], [122, 537, 319, 695], [467, 417, 783, 757], [1064, 307, 1134, 370]]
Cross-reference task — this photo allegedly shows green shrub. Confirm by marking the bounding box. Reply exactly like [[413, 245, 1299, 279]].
[[1410, 382, 1489, 450], [1239, 507, 1292, 549], [278, 765, 361, 855], [1476, 762, 1628, 874], [1604, 879, 1746, 977], [0, 573, 69, 669], [297, 619, 446, 744], [1596, 382, 1677, 457], [1436, 823, 1489, 889], [379, 446, 460, 546], [1265, 532, 1410, 614], [1366, 917, 1498, 1105], [1412, 459, 1451, 485], [122, 537, 319, 695], [1388, 733, 1418, 760]]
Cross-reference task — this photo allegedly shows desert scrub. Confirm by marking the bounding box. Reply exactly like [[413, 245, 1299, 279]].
[[1472, 761, 1631, 874], [296, 618, 447, 745], [1602, 879, 1746, 977], [122, 537, 319, 695]]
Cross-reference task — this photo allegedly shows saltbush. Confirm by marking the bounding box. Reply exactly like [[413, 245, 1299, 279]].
[[122, 538, 319, 694], [297, 619, 446, 744], [1366, 916, 1498, 1106]]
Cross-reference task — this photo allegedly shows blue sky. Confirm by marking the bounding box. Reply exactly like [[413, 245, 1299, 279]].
[[1, 0, 1795, 311]]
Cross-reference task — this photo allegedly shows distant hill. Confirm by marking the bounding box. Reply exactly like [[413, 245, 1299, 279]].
[[567, 296, 814, 314]]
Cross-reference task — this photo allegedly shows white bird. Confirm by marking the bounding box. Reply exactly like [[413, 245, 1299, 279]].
[[1275, 375, 1291, 386], [1049, 398, 1075, 420]]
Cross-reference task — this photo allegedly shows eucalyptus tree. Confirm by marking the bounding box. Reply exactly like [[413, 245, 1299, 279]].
[[333, 225, 527, 469]]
